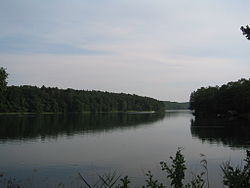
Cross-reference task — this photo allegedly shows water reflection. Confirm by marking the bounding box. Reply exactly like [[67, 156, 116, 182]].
[[191, 116, 250, 148], [0, 112, 165, 142], [164, 110, 191, 118]]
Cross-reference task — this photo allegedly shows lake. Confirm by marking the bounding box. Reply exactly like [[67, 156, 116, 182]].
[[0, 111, 250, 188]]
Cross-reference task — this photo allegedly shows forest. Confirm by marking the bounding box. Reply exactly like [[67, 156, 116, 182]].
[[189, 26, 250, 117], [0, 67, 165, 113], [190, 78, 250, 116], [163, 101, 189, 110]]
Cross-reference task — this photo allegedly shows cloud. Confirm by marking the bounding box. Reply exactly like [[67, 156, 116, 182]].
[[1, 0, 250, 101], [0, 35, 110, 55]]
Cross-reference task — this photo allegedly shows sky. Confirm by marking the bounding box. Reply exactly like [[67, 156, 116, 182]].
[[0, 0, 250, 102]]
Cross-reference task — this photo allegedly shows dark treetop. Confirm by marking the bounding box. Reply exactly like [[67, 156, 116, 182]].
[[190, 78, 250, 117], [241, 25, 250, 40], [0, 67, 164, 113], [0, 67, 8, 93]]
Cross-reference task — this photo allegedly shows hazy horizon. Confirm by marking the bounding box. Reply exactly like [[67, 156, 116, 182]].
[[1, 0, 250, 102]]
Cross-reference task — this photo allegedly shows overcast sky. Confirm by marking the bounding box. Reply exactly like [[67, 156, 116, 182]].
[[1, 0, 250, 102]]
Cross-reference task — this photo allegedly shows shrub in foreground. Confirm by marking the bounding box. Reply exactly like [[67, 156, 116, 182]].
[[1, 149, 250, 188]]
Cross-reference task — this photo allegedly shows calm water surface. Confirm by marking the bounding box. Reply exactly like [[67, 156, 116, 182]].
[[0, 111, 250, 187]]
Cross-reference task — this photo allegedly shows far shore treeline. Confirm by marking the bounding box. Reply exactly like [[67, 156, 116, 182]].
[[163, 101, 189, 110], [0, 67, 165, 113], [190, 78, 250, 116]]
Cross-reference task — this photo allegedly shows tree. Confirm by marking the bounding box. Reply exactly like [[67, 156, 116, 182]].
[[240, 25, 250, 40], [0, 67, 8, 92]]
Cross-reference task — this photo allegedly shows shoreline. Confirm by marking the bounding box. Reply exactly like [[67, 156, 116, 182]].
[[0, 110, 160, 116]]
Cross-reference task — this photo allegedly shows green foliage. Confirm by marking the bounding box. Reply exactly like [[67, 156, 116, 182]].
[[144, 171, 165, 188], [160, 149, 206, 188], [221, 150, 250, 188], [0, 85, 165, 113], [241, 25, 250, 40], [0, 174, 20, 188], [0, 67, 8, 93], [190, 78, 250, 116], [160, 149, 187, 188], [0, 68, 165, 113], [163, 101, 189, 110], [185, 174, 205, 188], [4, 149, 250, 188], [117, 176, 131, 188], [76, 149, 206, 188]]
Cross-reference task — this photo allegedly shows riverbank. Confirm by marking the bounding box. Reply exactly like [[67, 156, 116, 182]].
[[0, 111, 160, 116]]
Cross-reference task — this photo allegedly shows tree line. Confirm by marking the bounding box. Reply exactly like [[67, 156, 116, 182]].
[[0, 68, 164, 113], [189, 26, 249, 117], [163, 101, 189, 110], [190, 78, 250, 116]]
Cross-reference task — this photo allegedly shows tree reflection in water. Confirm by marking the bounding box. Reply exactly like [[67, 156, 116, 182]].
[[0, 112, 165, 142], [191, 116, 250, 149]]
